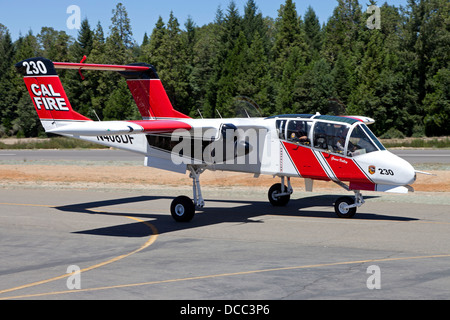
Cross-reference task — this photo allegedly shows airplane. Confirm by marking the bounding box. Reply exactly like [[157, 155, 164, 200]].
[[15, 57, 418, 222]]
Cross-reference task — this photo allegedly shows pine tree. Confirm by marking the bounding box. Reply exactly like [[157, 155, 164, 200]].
[[110, 2, 133, 49], [273, 0, 304, 61], [295, 58, 334, 114], [204, 1, 242, 117], [322, 0, 363, 62], [244, 31, 273, 116], [88, 22, 109, 119], [11, 31, 42, 137], [162, 12, 189, 113], [72, 18, 93, 59], [423, 68, 450, 136], [303, 6, 322, 61], [242, 0, 267, 46], [140, 16, 166, 67], [0, 27, 17, 135], [216, 31, 249, 117]]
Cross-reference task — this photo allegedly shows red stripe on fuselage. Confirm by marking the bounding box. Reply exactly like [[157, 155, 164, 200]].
[[283, 141, 373, 185], [282, 142, 330, 181], [323, 153, 373, 183]]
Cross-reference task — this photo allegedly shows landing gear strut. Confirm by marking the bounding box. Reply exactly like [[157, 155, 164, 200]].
[[170, 165, 205, 222]]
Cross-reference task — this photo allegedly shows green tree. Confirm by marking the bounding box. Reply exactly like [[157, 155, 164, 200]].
[[303, 6, 322, 61], [322, 0, 363, 62], [242, 0, 268, 48], [204, 1, 242, 117], [423, 68, 450, 136], [11, 31, 42, 137], [140, 16, 166, 68], [0, 26, 17, 135], [157, 12, 190, 114], [71, 18, 93, 59], [295, 58, 335, 114], [110, 2, 133, 49], [216, 31, 249, 117]]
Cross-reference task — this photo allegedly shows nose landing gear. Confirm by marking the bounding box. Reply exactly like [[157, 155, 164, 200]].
[[334, 190, 364, 218]]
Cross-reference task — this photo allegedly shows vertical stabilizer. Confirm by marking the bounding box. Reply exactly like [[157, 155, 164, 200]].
[[119, 63, 191, 119], [15, 57, 91, 125]]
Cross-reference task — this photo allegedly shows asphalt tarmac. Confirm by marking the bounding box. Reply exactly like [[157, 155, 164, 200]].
[[1, 186, 449, 300]]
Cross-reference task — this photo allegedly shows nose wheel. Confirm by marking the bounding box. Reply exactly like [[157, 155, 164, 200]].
[[334, 196, 357, 218], [334, 190, 364, 218]]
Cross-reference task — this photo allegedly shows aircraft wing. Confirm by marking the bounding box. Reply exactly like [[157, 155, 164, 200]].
[[343, 116, 375, 125], [47, 119, 192, 136]]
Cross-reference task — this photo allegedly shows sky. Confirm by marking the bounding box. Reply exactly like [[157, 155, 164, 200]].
[[1, 0, 409, 45]]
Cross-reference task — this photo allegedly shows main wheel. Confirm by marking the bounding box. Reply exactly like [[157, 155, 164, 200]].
[[171, 196, 195, 222], [334, 196, 357, 218], [268, 183, 290, 206]]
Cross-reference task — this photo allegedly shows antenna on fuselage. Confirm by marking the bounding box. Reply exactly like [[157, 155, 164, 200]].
[[93, 109, 101, 121]]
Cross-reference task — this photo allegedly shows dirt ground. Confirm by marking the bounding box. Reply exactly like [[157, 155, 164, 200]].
[[0, 164, 448, 193]]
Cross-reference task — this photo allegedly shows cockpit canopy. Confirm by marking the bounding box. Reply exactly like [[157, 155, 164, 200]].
[[276, 117, 385, 157]]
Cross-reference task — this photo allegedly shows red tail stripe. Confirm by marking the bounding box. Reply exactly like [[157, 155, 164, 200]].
[[128, 120, 192, 133]]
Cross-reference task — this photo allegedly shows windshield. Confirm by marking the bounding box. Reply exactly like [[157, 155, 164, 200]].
[[348, 124, 379, 157]]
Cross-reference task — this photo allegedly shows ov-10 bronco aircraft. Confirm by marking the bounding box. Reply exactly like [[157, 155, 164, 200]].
[[16, 57, 418, 222]]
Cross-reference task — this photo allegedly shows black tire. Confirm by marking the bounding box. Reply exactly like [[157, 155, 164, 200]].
[[171, 196, 195, 222], [334, 196, 357, 218], [268, 183, 290, 206]]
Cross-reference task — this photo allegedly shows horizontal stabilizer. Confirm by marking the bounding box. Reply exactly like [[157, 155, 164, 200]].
[[53, 62, 150, 72]]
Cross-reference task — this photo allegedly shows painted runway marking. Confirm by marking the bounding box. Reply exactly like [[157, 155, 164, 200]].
[[3, 254, 450, 299], [0, 202, 159, 297]]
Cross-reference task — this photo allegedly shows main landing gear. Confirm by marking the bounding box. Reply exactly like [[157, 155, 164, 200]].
[[268, 176, 293, 206], [170, 165, 205, 222], [268, 177, 365, 219], [171, 171, 366, 222]]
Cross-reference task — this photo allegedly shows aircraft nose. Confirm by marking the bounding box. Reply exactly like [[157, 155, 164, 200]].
[[394, 153, 416, 185]]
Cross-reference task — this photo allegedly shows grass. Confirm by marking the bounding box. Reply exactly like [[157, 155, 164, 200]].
[[382, 137, 450, 149], [0, 137, 108, 149]]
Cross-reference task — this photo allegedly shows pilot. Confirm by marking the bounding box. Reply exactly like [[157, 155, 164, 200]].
[[290, 122, 308, 144], [334, 126, 348, 154]]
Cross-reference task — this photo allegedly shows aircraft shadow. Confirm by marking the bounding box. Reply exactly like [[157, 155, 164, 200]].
[[55, 194, 418, 238]]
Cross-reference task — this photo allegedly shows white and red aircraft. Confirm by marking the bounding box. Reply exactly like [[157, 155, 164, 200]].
[[16, 57, 417, 222]]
